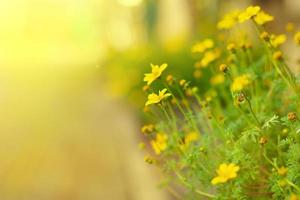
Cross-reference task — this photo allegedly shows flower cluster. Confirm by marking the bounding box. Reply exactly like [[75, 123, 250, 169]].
[[140, 5, 300, 200]]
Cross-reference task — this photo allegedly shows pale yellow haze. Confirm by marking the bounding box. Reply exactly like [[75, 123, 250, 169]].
[[0, 0, 163, 199]]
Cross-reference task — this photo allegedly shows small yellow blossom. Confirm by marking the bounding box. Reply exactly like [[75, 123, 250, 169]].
[[294, 32, 300, 45], [211, 163, 240, 185], [254, 11, 274, 25], [143, 63, 168, 85], [145, 89, 171, 106], [142, 85, 150, 92], [200, 50, 220, 67], [270, 34, 287, 48], [141, 124, 155, 134], [273, 51, 283, 61], [259, 136, 268, 145], [210, 74, 225, 85], [219, 64, 228, 73], [217, 10, 241, 30], [238, 6, 261, 23], [290, 194, 300, 200], [151, 133, 168, 155], [192, 39, 214, 53], [179, 79, 187, 86], [260, 31, 270, 41], [185, 132, 199, 143], [166, 75, 174, 85], [227, 43, 236, 53], [240, 42, 252, 50], [231, 74, 251, 92], [278, 166, 288, 176], [179, 131, 199, 150]]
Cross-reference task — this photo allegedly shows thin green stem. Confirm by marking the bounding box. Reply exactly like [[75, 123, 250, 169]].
[[174, 170, 215, 198]]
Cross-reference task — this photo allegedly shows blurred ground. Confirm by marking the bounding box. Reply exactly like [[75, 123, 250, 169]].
[[0, 67, 168, 200], [0, 0, 169, 199]]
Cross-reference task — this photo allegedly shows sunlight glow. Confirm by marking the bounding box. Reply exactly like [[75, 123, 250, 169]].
[[117, 0, 143, 7]]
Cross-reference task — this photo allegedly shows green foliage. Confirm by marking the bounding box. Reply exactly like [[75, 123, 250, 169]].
[[140, 5, 300, 200]]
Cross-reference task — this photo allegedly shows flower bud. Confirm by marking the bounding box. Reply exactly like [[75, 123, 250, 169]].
[[144, 155, 155, 164], [227, 43, 236, 53], [260, 31, 270, 41], [259, 136, 268, 145], [166, 75, 174, 85], [192, 86, 199, 93], [245, 43, 253, 49], [179, 79, 186, 86], [219, 64, 228, 73], [143, 85, 150, 92], [236, 93, 245, 103], [273, 51, 283, 61]]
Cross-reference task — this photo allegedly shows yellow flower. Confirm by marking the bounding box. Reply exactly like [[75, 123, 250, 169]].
[[270, 34, 287, 48], [217, 10, 241, 30], [185, 132, 199, 143], [227, 43, 236, 52], [254, 11, 274, 25], [200, 50, 220, 68], [294, 31, 300, 45], [143, 63, 168, 85], [145, 88, 171, 106], [231, 74, 251, 92], [211, 163, 240, 185], [179, 131, 199, 150], [238, 6, 261, 23], [210, 74, 225, 85], [278, 166, 288, 176], [141, 124, 155, 134], [192, 39, 214, 53], [151, 133, 168, 155], [290, 194, 300, 200]]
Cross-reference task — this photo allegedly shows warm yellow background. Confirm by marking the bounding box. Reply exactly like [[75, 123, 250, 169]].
[[0, 0, 167, 199]]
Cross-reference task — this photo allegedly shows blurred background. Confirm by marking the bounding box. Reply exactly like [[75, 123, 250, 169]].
[[0, 0, 299, 199]]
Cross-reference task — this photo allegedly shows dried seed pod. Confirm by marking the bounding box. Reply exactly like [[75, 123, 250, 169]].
[[287, 112, 297, 121], [236, 93, 245, 103], [259, 136, 268, 145]]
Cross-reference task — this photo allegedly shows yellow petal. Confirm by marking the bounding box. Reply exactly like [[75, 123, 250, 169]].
[[211, 176, 227, 185]]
